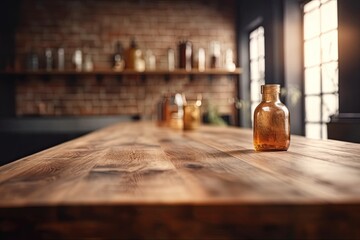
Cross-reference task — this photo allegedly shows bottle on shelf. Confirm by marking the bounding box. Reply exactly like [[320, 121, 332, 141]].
[[84, 54, 94, 72], [113, 41, 125, 71], [27, 49, 39, 71], [167, 48, 175, 71], [126, 38, 137, 69], [57, 48, 65, 71], [210, 41, 221, 69], [253, 84, 290, 151], [126, 37, 144, 71], [45, 48, 53, 71], [73, 49, 83, 71], [198, 48, 206, 72], [178, 40, 193, 71], [145, 50, 156, 71], [225, 48, 236, 72]]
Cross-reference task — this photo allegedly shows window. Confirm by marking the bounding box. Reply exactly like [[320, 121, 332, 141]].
[[249, 26, 265, 124], [303, 0, 338, 139]]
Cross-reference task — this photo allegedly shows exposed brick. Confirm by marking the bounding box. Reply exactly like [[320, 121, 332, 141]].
[[15, 0, 237, 120]]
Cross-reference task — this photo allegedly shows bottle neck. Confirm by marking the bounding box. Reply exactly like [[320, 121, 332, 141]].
[[261, 84, 281, 102], [262, 91, 280, 102]]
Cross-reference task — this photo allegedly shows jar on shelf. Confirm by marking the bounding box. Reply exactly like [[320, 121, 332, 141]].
[[253, 84, 290, 151]]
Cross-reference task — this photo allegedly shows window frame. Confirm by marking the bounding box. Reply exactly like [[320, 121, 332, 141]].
[[302, 0, 339, 139]]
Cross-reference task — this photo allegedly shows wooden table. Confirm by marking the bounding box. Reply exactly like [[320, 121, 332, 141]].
[[1, 121, 359, 239]]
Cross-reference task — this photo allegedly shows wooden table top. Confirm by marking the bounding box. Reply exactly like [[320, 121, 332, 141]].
[[1, 121, 360, 239]]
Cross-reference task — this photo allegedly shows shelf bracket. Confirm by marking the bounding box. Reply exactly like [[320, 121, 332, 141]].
[[67, 74, 76, 86], [189, 74, 194, 82], [141, 74, 146, 83], [41, 73, 51, 82], [115, 74, 122, 83], [96, 74, 104, 83], [164, 74, 170, 83]]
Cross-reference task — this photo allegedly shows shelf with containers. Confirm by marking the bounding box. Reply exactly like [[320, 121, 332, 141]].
[[0, 68, 241, 80], [0, 68, 242, 123]]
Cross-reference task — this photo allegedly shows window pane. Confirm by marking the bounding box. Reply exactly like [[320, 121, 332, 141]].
[[249, 26, 265, 126], [322, 93, 338, 122], [305, 96, 321, 122], [258, 26, 264, 35], [305, 67, 321, 95], [249, 38, 257, 60], [258, 34, 265, 57], [306, 123, 322, 139], [251, 81, 262, 102], [304, 0, 320, 13], [303, 0, 338, 140], [250, 61, 259, 80], [250, 29, 257, 39], [322, 124, 328, 139], [321, 30, 338, 62], [304, 9, 320, 39], [321, 0, 338, 32], [258, 58, 265, 78], [322, 62, 338, 93], [304, 38, 321, 67]]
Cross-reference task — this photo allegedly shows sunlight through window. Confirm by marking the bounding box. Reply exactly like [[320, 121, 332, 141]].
[[303, 0, 338, 139], [249, 26, 265, 124]]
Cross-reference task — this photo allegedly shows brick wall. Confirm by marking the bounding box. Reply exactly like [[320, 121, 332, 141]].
[[14, 0, 237, 120]]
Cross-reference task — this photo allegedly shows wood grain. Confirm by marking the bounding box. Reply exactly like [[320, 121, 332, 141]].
[[0, 121, 360, 239]]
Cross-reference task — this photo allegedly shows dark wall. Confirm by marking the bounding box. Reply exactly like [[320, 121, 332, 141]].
[[338, 0, 360, 113], [327, 0, 360, 143], [238, 0, 284, 128], [0, 0, 20, 70], [283, 0, 303, 135], [237, 0, 303, 135], [0, 1, 19, 117]]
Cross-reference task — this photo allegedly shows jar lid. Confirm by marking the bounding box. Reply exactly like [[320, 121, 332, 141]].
[[261, 84, 280, 93]]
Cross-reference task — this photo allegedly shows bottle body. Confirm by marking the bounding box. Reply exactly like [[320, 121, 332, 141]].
[[167, 48, 175, 71], [73, 49, 82, 71], [178, 41, 193, 71], [126, 38, 139, 70], [253, 84, 290, 151], [113, 41, 124, 71], [45, 48, 53, 71], [57, 48, 65, 71]]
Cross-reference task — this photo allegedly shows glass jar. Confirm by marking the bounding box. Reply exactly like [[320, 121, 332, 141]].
[[183, 102, 201, 130], [183, 94, 202, 131], [253, 84, 290, 151]]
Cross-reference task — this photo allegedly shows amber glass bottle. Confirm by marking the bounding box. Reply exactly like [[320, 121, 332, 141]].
[[126, 38, 139, 70], [253, 84, 290, 151]]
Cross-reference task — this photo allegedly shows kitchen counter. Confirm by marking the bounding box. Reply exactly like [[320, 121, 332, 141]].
[[0, 115, 140, 165], [0, 121, 359, 239]]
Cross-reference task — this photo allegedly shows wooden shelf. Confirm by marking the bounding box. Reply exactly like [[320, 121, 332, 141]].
[[1, 68, 241, 76]]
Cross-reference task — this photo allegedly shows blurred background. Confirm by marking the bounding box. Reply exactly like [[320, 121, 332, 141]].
[[0, 0, 359, 165]]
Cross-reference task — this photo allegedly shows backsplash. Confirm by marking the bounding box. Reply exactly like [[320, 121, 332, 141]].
[[14, 0, 237, 120]]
